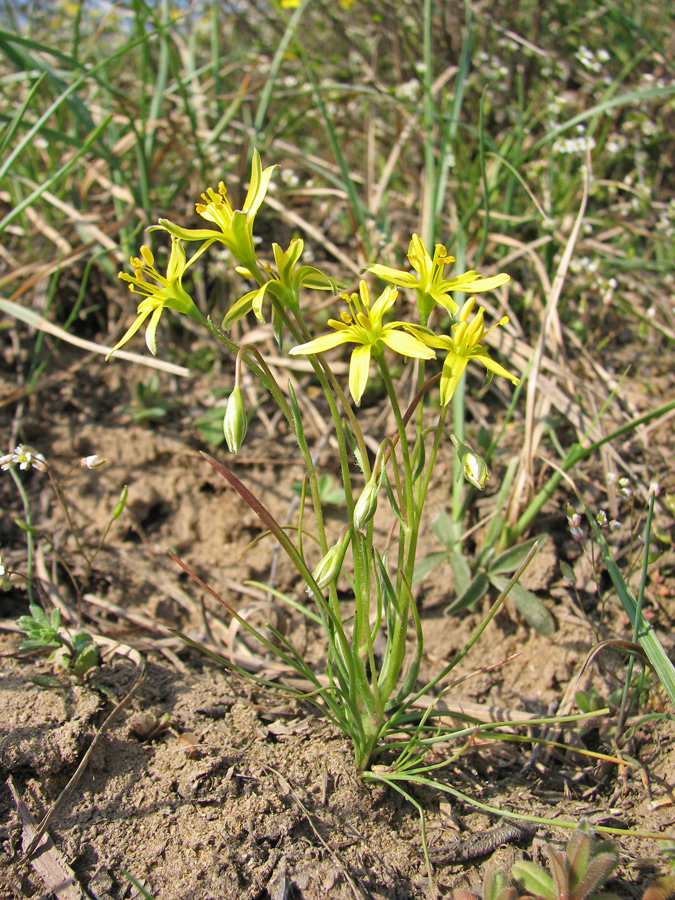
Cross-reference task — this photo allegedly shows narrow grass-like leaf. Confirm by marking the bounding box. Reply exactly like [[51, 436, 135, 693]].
[[583, 498, 675, 706]]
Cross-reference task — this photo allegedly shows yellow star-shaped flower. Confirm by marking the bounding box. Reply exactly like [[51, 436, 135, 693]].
[[108, 238, 203, 358], [155, 149, 276, 272], [367, 234, 510, 321], [289, 281, 434, 405], [419, 297, 519, 405]]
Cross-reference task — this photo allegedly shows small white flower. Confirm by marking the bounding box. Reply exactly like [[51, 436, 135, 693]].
[[81, 455, 106, 469], [0, 557, 10, 591], [1, 445, 47, 473], [649, 481, 660, 497]]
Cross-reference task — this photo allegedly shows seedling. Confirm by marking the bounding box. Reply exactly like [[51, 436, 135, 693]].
[[512, 823, 620, 900]]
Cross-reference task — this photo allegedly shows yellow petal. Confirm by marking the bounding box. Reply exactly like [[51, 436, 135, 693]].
[[145, 305, 164, 356], [289, 331, 353, 355], [349, 344, 372, 405], [366, 263, 419, 288], [381, 328, 435, 359], [105, 310, 151, 360], [440, 354, 469, 405], [470, 348, 520, 385]]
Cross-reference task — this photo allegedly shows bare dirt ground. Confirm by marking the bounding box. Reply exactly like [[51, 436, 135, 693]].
[[1, 328, 674, 899]]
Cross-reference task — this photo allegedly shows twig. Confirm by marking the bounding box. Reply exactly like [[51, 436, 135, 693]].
[[6, 776, 85, 900]]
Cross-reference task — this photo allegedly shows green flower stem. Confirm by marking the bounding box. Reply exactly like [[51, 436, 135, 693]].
[[10, 468, 35, 603], [414, 404, 449, 520], [451, 373, 466, 523], [290, 306, 372, 483], [287, 382, 329, 559], [254, 293, 357, 516], [351, 528, 384, 772], [377, 354, 413, 524], [374, 355, 417, 707]]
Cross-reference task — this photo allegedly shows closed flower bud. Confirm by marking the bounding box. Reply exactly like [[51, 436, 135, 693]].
[[451, 435, 489, 491], [81, 455, 106, 469], [311, 529, 352, 591], [223, 385, 247, 453], [354, 472, 381, 531]]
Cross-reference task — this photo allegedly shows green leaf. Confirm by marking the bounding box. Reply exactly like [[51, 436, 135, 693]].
[[489, 576, 556, 636], [447, 572, 490, 614], [412, 551, 448, 586], [450, 549, 472, 597], [567, 828, 592, 891], [19, 638, 60, 650], [14, 518, 41, 536], [490, 535, 544, 575], [512, 861, 557, 900], [583, 499, 675, 706], [571, 853, 619, 900], [28, 673, 62, 688], [431, 511, 457, 549]]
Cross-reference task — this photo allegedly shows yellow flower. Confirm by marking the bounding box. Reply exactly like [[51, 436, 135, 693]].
[[108, 238, 203, 358], [155, 149, 276, 271], [289, 281, 434, 405], [223, 238, 339, 329], [367, 234, 510, 321], [420, 297, 519, 405]]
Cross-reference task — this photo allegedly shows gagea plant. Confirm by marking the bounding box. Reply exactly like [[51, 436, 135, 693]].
[[107, 149, 520, 775]]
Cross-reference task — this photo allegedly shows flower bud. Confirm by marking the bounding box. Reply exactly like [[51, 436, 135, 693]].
[[223, 385, 247, 453], [81, 455, 106, 469], [451, 435, 489, 491], [353, 472, 381, 531], [311, 529, 352, 591]]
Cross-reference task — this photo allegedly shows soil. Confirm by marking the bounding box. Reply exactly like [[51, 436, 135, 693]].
[[1, 334, 674, 900]]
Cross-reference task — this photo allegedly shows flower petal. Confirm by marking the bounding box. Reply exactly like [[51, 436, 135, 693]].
[[153, 219, 222, 243], [428, 290, 459, 315], [469, 348, 520, 385], [289, 331, 353, 355], [243, 149, 277, 218], [369, 285, 398, 324], [349, 343, 372, 405], [145, 305, 164, 355], [105, 310, 152, 360], [381, 328, 436, 359], [439, 353, 469, 405], [444, 272, 510, 293], [366, 263, 419, 288]]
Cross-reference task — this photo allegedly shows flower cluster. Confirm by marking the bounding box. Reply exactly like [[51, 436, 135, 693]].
[[0, 445, 47, 473], [111, 152, 519, 410]]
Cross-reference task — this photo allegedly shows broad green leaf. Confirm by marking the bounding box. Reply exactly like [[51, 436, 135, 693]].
[[512, 861, 557, 900], [431, 511, 456, 549], [490, 535, 544, 575], [450, 549, 472, 597], [447, 572, 490, 614], [489, 576, 556, 636], [412, 551, 448, 587]]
